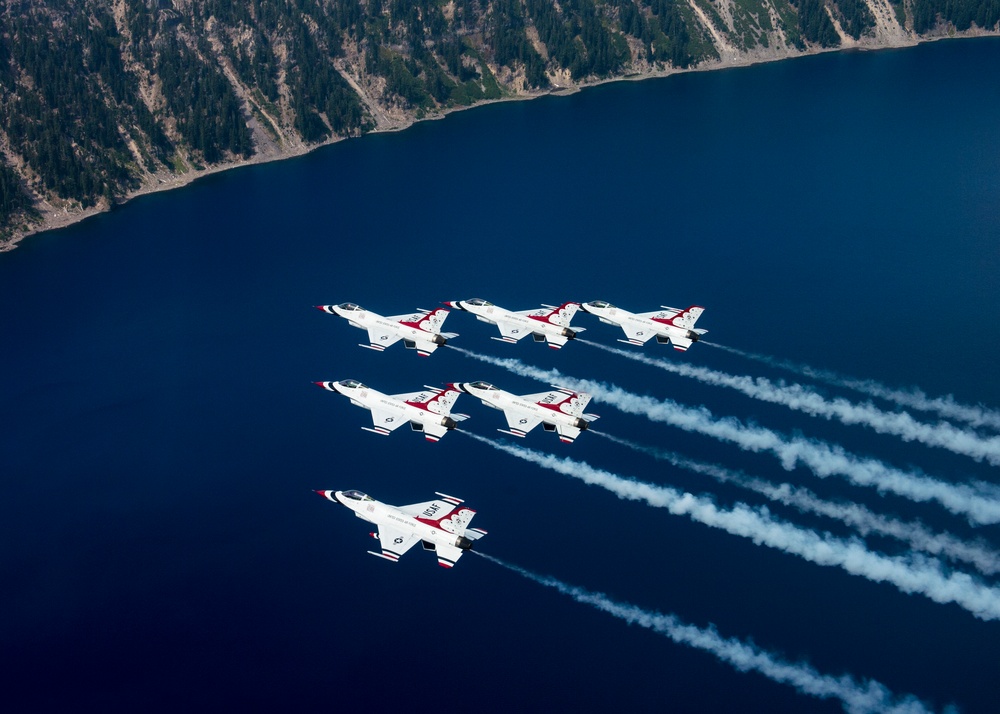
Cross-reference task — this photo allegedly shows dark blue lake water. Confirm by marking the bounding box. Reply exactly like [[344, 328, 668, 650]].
[[2, 37, 999, 713]]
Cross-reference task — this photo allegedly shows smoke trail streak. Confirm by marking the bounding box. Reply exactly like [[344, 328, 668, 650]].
[[580, 339, 1000, 466], [448, 346, 1000, 525], [703, 342, 1000, 433], [594, 431, 1000, 577], [461, 431, 1000, 621], [473, 552, 936, 714]]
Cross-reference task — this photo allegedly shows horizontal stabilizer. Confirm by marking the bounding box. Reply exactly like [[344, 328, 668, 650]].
[[434, 492, 464, 505], [465, 527, 488, 541]]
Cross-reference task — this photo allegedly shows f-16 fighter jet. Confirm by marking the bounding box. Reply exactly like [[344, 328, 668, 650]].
[[581, 301, 707, 351], [450, 381, 599, 443], [316, 303, 457, 356], [315, 380, 468, 442], [315, 490, 487, 567], [445, 299, 584, 349]]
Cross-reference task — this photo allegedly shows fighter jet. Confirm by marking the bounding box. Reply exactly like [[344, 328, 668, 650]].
[[315, 380, 468, 442], [581, 301, 707, 351], [315, 489, 487, 567], [445, 299, 584, 349], [451, 381, 599, 443], [316, 303, 457, 356]]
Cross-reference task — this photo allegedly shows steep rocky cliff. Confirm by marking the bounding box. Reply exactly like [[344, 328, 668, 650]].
[[1, 0, 997, 248]]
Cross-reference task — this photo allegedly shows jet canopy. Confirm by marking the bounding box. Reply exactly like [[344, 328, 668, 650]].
[[338, 379, 367, 389], [341, 490, 373, 501], [465, 298, 493, 306], [468, 381, 497, 391], [586, 300, 614, 309], [338, 302, 362, 311]]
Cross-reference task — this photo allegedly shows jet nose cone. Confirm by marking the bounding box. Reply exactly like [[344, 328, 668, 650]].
[[450, 382, 469, 394], [444, 301, 465, 311]]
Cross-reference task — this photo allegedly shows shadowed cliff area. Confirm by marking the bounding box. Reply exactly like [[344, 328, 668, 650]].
[[1, 0, 998, 246]]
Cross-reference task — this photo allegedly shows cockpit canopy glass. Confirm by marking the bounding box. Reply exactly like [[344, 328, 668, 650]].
[[468, 381, 496, 391], [466, 298, 493, 306], [342, 490, 371, 501], [338, 302, 361, 311], [587, 301, 613, 308], [338, 379, 366, 389]]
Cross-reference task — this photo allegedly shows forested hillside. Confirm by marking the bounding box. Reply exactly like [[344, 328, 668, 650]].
[[1, 0, 997, 246]]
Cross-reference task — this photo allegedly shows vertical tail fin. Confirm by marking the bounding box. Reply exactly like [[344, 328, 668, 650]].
[[424, 386, 462, 416], [661, 306, 704, 329], [545, 301, 581, 327], [411, 308, 450, 334]]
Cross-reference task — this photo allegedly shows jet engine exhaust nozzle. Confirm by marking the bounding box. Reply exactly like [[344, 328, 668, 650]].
[[432, 334, 447, 345], [687, 330, 701, 342], [456, 536, 474, 551], [575, 418, 590, 431], [562, 328, 577, 339], [442, 416, 458, 430]]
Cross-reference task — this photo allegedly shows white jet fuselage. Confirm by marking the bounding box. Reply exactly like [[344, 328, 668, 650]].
[[446, 299, 581, 348], [317, 380, 462, 440], [318, 303, 452, 356], [581, 301, 706, 351], [452, 381, 597, 443], [315, 489, 486, 567], [338, 493, 470, 548]]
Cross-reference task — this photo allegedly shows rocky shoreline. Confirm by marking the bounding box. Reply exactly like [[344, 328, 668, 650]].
[[2, 29, 995, 254]]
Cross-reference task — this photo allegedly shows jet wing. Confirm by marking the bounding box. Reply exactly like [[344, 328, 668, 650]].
[[521, 389, 570, 405], [364, 407, 410, 436], [391, 389, 440, 404], [521, 389, 592, 415], [365, 327, 402, 351], [618, 323, 657, 345], [386, 310, 427, 324], [398, 498, 458, 519], [494, 320, 530, 343], [368, 524, 420, 563], [499, 409, 543, 437]]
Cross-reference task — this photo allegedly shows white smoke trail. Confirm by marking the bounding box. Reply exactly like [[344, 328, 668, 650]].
[[473, 552, 936, 714], [703, 342, 1000, 433], [581, 339, 1000, 466], [448, 346, 1000, 525], [461, 431, 1000, 621], [594, 431, 1000, 577]]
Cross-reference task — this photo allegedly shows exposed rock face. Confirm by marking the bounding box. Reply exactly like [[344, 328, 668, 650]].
[[1, 0, 996, 249]]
